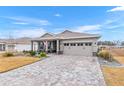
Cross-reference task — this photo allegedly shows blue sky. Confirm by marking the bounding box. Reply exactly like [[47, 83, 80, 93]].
[[0, 6, 124, 41]]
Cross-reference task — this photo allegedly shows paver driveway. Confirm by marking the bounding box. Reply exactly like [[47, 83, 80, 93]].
[[0, 55, 105, 86]]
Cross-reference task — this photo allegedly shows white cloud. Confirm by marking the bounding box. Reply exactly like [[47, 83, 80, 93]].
[[104, 20, 117, 25], [73, 24, 101, 32], [107, 6, 124, 12], [1, 16, 50, 26], [106, 25, 120, 29], [103, 18, 124, 29], [39, 20, 50, 25], [54, 13, 61, 17], [10, 28, 46, 38]]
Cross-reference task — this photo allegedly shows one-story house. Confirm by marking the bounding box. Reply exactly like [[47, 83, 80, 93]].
[[31, 30, 101, 56], [0, 38, 31, 52]]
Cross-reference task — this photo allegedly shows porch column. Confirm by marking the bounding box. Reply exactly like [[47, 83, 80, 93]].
[[31, 41, 33, 51], [57, 40, 59, 54], [45, 41, 48, 53], [51, 41, 53, 50], [37, 41, 40, 52], [2, 44, 4, 51]]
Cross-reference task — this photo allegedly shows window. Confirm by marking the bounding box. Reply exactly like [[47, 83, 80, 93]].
[[3, 44, 5, 51], [70, 43, 76, 46], [77, 43, 83, 46], [85, 43, 88, 46], [66, 43, 69, 46], [89, 43, 92, 46], [73, 43, 76, 46], [85, 43, 92, 46], [77, 43, 80, 46], [81, 43, 83, 46], [8, 45, 15, 48], [64, 43, 69, 46], [64, 43, 66, 46]]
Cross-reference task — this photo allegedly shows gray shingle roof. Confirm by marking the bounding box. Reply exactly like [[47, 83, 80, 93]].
[[56, 30, 99, 38], [33, 30, 100, 41]]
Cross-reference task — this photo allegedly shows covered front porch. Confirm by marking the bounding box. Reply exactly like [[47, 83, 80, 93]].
[[31, 39, 61, 54]]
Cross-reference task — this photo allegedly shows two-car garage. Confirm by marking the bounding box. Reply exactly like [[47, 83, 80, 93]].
[[63, 42, 93, 56]]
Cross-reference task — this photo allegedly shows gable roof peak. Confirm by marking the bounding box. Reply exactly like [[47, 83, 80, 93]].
[[62, 30, 72, 33], [40, 33, 54, 38]]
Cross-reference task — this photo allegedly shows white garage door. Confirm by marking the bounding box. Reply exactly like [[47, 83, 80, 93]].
[[63, 42, 93, 56]]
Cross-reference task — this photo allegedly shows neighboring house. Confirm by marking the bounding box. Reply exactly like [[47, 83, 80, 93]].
[[98, 45, 124, 50], [0, 42, 6, 51], [31, 30, 101, 56], [0, 38, 31, 52]]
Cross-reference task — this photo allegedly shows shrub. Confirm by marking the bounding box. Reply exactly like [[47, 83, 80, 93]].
[[23, 50, 26, 54], [39, 52, 47, 57], [23, 50, 29, 54], [29, 51, 36, 56], [97, 50, 113, 61], [3, 52, 14, 57]]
